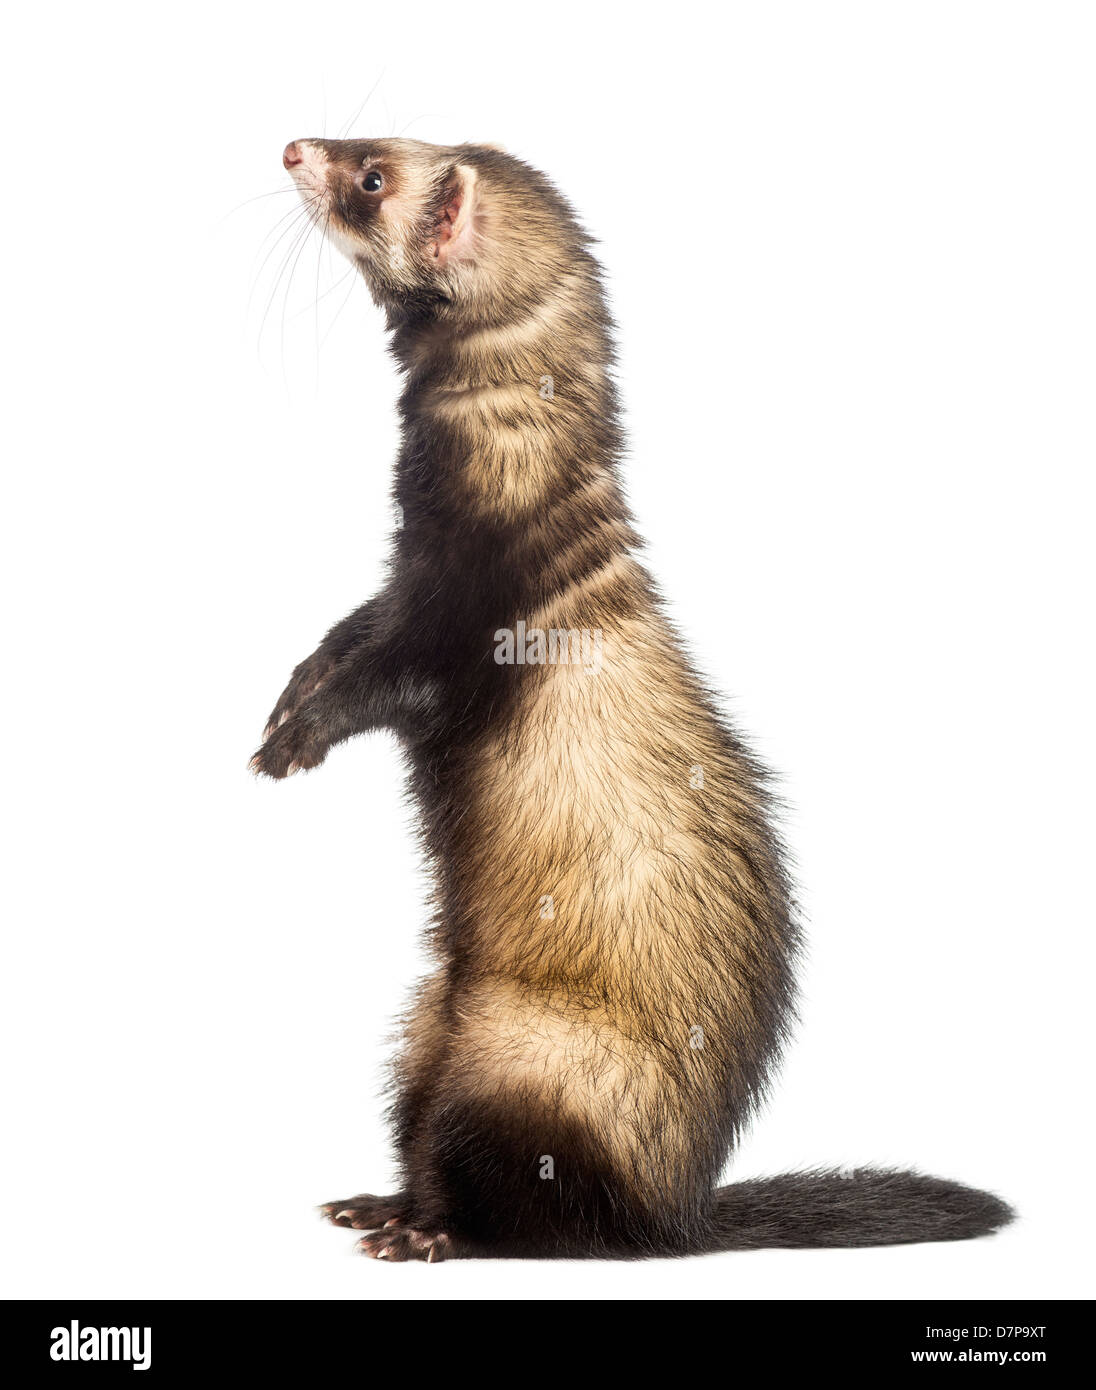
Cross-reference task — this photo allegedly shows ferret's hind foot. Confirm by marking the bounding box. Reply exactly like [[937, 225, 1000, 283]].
[[357, 1227, 453, 1263], [318, 1191, 411, 1230]]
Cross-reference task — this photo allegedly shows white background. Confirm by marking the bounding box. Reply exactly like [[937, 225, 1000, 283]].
[[2, 1, 1093, 1301]]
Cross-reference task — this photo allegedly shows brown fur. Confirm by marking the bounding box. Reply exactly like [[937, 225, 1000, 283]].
[[253, 136, 1012, 1260]]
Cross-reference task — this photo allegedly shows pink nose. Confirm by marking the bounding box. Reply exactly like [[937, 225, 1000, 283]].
[[283, 141, 303, 169]]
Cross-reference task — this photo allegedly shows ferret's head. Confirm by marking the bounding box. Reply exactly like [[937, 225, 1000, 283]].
[[282, 137, 589, 325]]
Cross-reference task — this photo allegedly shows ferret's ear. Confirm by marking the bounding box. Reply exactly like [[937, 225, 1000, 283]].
[[431, 165, 479, 266]]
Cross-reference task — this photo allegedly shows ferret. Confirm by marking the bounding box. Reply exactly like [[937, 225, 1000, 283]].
[[250, 135, 1013, 1261]]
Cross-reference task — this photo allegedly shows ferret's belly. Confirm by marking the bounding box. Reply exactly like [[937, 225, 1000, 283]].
[[464, 613, 730, 995], [427, 610, 766, 1179]]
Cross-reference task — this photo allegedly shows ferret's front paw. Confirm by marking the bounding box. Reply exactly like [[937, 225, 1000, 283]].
[[263, 656, 335, 740], [319, 1192, 411, 1229], [249, 713, 330, 779]]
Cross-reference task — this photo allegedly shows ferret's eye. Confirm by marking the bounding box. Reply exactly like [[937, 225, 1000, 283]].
[[362, 171, 383, 192]]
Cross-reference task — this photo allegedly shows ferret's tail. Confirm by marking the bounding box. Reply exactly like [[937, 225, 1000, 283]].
[[704, 1167, 1013, 1251]]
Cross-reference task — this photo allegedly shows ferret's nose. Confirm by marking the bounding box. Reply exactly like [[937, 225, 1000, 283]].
[[283, 141, 304, 169]]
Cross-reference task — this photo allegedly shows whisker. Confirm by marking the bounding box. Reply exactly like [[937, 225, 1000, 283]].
[[247, 208, 308, 326], [219, 186, 297, 223], [256, 212, 317, 353], [314, 207, 330, 386], [396, 114, 441, 138], [338, 71, 385, 139], [320, 262, 361, 352], [247, 193, 325, 321], [292, 264, 355, 319], [280, 209, 323, 387], [251, 196, 318, 272]]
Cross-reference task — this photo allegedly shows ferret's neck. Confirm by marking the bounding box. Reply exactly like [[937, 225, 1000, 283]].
[[390, 274, 623, 520], [388, 275, 639, 601]]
